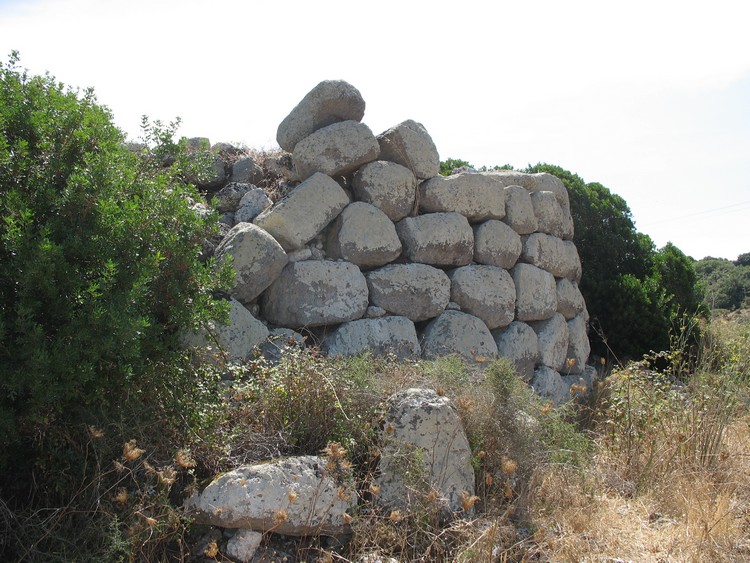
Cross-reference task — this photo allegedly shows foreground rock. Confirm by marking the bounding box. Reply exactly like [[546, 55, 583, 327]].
[[190, 455, 355, 536], [323, 316, 419, 359], [376, 389, 475, 514]]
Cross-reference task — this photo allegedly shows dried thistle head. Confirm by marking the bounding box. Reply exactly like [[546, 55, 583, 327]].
[[342, 512, 353, 525], [143, 461, 156, 475], [88, 425, 104, 439], [113, 487, 128, 504], [203, 539, 219, 558], [541, 401, 554, 415], [485, 473, 494, 487], [175, 448, 196, 469], [158, 467, 177, 487], [113, 460, 126, 473], [336, 486, 352, 502], [389, 509, 403, 522], [501, 458, 518, 475], [123, 439, 144, 462], [274, 509, 289, 524], [287, 490, 299, 503], [460, 491, 479, 512], [369, 483, 381, 496]]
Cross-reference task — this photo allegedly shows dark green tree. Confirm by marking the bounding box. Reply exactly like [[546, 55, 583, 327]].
[[0, 53, 230, 489], [439, 157, 473, 175]]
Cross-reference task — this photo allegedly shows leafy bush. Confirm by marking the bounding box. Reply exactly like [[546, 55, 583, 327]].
[[0, 53, 230, 498]]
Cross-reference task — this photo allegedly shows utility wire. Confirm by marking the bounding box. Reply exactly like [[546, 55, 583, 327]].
[[646, 199, 750, 225]]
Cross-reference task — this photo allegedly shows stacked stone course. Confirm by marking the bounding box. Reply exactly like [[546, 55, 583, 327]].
[[187, 79, 592, 405]]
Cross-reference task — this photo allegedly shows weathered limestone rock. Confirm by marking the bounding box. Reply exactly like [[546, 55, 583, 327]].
[[226, 530, 263, 563], [565, 314, 590, 375], [419, 174, 505, 222], [421, 310, 498, 362], [260, 328, 306, 364], [376, 389, 475, 514], [531, 190, 566, 238], [214, 223, 288, 304], [215, 182, 253, 213], [503, 185, 538, 235], [556, 278, 586, 320], [521, 233, 582, 281], [473, 220, 522, 269], [366, 264, 450, 322], [292, 120, 380, 180], [187, 153, 227, 189], [235, 188, 272, 223], [396, 212, 473, 267], [182, 297, 269, 362], [492, 321, 540, 382], [327, 202, 402, 268], [352, 160, 417, 222], [323, 316, 420, 359], [377, 120, 440, 179], [531, 366, 569, 406], [277, 80, 366, 152], [511, 263, 557, 322], [448, 265, 516, 330], [190, 455, 355, 535], [229, 157, 264, 185], [253, 172, 349, 251], [261, 260, 368, 328], [529, 313, 569, 372]]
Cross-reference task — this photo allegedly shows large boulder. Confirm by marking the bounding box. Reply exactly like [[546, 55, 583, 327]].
[[326, 202, 402, 269], [376, 389, 475, 514], [396, 212, 473, 267], [556, 278, 586, 320], [352, 160, 418, 222], [323, 316, 420, 359], [261, 260, 368, 328], [565, 314, 590, 375], [473, 220, 522, 269], [215, 223, 288, 304], [521, 233, 582, 281], [292, 120, 380, 180], [492, 321, 540, 382], [511, 263, 557, 322], [253, 172, 349, 251], [214, 182, 253, 213], [421, 310, 498, 362], [530, 190, 566, 238], [377, 120, 440, 179], [503, 185, 537, 235], [366, 264, 450, 322], [190, 455, 355, 536], [229, 156, 264, 185], [529, 313, 569, 372], [418, 173, 505, 222], [276, 80, 366, 152], [531, 366, 569, 406], [448, 265, 515, 330], [182, 297, 269, 362], [234, 187, 272, 223]]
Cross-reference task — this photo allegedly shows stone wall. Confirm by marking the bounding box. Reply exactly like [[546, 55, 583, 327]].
[[187, 80, 593, 404]]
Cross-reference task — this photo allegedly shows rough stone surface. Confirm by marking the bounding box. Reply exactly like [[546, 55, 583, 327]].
[[277, 80, 366, 152], [531, 190, 566, 238], [226, 530, 263, 563], [448, 265, 516, 330], [261, 260, 368, 328], [473, 220, 522, 269], [377, 120, 440, 179], [503, 185, 538, 235], [556, 278, 586, 320], [511, 263, 558, 322], [366, 264, 450, 322], [492, 321, 540, 382], [396, 212, 473, 267], [421, 310, 498, 362], [190, 455, 355, 535], [529, 313, 569, 372], [215, 223, 288, 304], [521, 233, 582, 281], [323, 316, 420, 359], [260, 328, 306, 364], [215, 182, 252, 213], [565, 314, 590, 375], [376, 388, 475, 514], [292, 120, 379, 180], [229, 157, 264, 185], [253, 172, 349, 251], [531, 366, 569, 406], [234, 187, 272, 223], [419, 173, 505, 222], [352, 160, 417, 222], [326, 202, 402, 268], [182, 298, 269, 362]]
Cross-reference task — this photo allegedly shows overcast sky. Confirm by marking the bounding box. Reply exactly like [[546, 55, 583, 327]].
[[1, 0, 748, 261]]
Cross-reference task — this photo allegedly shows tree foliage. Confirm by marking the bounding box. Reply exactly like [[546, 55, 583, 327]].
[[0, 53, 230, 486], [694, 255, 750, 310]]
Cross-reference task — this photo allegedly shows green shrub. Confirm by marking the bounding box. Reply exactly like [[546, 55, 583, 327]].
[[0, 53, 230, 498]]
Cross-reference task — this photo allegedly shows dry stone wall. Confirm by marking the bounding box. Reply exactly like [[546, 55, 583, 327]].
[[187, 80, 593, 404]]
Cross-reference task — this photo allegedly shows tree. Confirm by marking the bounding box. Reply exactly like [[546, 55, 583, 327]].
[[0, 53, 230, 484]]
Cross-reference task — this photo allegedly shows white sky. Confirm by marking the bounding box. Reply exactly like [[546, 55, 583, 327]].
[[1, 0, 749, 261]]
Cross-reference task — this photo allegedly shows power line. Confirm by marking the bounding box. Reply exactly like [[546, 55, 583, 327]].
[[646, 199, 750, 225]]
